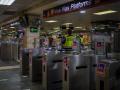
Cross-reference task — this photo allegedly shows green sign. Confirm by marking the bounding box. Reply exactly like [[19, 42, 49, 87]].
[[30, 27, 38, 33]]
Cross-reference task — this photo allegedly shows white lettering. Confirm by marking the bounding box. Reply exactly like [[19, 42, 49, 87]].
[[62, 6, 70, 12], [70, 0, 91, 10], [78, 2, 84, 8]]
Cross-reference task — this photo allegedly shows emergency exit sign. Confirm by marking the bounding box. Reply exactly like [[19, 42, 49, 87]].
[[30, 27, 38, 33]]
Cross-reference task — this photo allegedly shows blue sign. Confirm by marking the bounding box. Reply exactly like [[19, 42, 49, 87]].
[[43, 0, 119, 18]]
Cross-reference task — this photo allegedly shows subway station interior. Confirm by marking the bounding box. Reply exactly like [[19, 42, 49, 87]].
[[0, 0, 120, 90]]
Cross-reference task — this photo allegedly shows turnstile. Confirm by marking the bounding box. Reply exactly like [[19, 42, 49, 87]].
[[42, 50, 63, 90], [96, 59, 120, 90], [21, 48, 29, 76], [62, 51, 98, 90], [29, 48, 42, 82], [29, 55, 42, 82], [63, 53, 89, 90], [0, 42, 18, 61], [83, 54, 97, 90]]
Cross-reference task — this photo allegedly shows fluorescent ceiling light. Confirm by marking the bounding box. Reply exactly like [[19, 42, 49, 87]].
[[100, 27, 105, 29], [10, 27, 15, 29], [80, 10, 86, 14], [45, 20, 57, 23], [63, 23, 72, 25], [83, 28, 86, 30], [75, 27, 82, 29], [12, 31, 16, 33], [93, 10, 117, 15], [0, 0, 15, 5], [53, 27, 60, 30]]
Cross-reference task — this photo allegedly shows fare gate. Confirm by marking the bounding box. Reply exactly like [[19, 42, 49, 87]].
[[42, 50, 63, 90]]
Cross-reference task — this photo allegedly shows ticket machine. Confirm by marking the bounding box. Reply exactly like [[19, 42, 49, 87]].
[[96, 59, 120, 90]]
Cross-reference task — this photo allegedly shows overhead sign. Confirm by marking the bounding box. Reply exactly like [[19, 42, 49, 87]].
[[43, 0, 119, 18]]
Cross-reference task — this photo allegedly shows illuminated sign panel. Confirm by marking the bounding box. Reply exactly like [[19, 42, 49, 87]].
[[43, 0, 119, 18], [30, 27, 38, 33], [43, 0, 91, 18]]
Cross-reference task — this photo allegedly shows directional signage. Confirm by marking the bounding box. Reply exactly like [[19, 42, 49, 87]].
[[43, 0, 119, 18]]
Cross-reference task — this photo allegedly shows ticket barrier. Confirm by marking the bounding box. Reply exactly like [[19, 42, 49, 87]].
[[83, 54, 98, 90], [29, 48, 42, 82], [82, 53, 106, 90], [42, 49, 63, 90], [62, 51, 95, 90], [96, 59, 120, 90], [21, 48, 29, 76]]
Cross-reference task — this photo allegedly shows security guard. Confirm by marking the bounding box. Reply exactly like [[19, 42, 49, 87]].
[[62, 29, 74, 49]]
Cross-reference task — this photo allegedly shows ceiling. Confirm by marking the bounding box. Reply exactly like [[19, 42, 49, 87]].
[[0, 0, 58, 24], [0, 0, 120, 32]]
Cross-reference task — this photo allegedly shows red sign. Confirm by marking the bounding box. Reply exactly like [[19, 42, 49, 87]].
[[63, 56, 69, 70]]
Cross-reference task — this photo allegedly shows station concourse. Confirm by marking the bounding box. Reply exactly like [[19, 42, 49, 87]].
[[0, 0, 120, 90]]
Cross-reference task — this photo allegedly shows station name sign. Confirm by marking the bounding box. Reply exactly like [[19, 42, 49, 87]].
[[43, 0, 119, 18]]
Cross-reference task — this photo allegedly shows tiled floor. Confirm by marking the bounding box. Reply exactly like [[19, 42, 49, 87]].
[[0, 69, 42, 90]]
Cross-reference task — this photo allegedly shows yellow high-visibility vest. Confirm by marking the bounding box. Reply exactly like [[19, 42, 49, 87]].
[[80, 37, 83, 44], [64, 35, 74, 48]]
